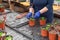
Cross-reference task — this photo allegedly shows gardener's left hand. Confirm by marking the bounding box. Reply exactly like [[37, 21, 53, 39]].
[[34, 11, 41, 19]]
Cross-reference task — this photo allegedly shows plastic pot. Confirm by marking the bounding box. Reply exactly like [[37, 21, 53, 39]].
[[55, 24, 60, 32], [29, 18, 35, 27], [40, 17, 46, 26], [0, 4, 4, 12], [0, 21, 5, 30], [41, 28, 48, 37], [49, 30, 57, 40], [58, 35, 60, 40], [40, 20, 46, 26], [0, 7, 4, 12], [29, 20, 35, 27]]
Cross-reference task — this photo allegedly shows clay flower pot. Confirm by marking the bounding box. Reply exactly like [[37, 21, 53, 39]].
[[55, 24, 60, 32], [0, 20, 5, 30], [58, 34, 60, 40], [40, 17, 46, 26], [49, 30, 57, 40], [29, 18, 35, 27], [41, 24, 51, 37], [0, 4, 4, 12], [41, 28, 48, 37]]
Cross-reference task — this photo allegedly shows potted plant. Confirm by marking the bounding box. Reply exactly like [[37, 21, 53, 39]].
[[0, 4, 4, 12], [58, 34, 60, 40], [40, 17, 46, 26], [0, 20, 5, 30], [41, 24, 50, 37], [55, 24, 60, 32], [58, 32, 60, 40], [41, 27, 48, 37], [5, 35, 13, 40], [49, 30, 57, 40], [0, 31, 6, 40], [53, 21, 60, 40], [29, 17, 35, 27]]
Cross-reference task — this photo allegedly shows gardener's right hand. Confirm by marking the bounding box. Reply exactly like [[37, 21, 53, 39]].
[[26, 12, 32, 19], [26, 7, 34, 19]]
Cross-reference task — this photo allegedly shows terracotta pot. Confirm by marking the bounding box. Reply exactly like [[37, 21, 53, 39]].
[[49, 30, 57, 40], [41, 29, 48, 37], [58, 35, 60, 40], [29, 20, 35, 27], [0, 7, 4, 12], [40, 20, 46, 26], [56, 24, 60, 32], [0, 21, 5, 30]]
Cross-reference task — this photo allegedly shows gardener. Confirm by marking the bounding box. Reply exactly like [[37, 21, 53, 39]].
[[16, 0, 54, 23]]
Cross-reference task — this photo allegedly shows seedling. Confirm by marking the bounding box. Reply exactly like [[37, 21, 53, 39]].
[[5, 35, 13, 40], [40, 17, 45, 20], [30, 17, 35, 21], [40, 17, 46, 26], [42, 28, 46, 30], [0, 20, 3, 24], [0, 4, 3, 8], [0, 31, 5, 37]]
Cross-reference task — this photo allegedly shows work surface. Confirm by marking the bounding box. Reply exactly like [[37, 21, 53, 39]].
[[0, 10, 60, 40]]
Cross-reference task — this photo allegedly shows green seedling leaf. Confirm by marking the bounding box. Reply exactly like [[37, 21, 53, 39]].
[[42, 17, 45, 20], [42, 28, 46, 30], [5, 36, 13, 40], [0, 32, 3, 36], [40, 17, 45, 20], [30, 17, 35, 21], [46, 24, 51, 27], [0, 20, 3, 23], [46, 27, 50, 30], [0, 4, 3, 8], [54, 20, 58, 25], [56, 0, 60, 1]]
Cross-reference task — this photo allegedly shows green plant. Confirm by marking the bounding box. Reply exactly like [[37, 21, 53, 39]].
[[30, 17, 35, 21], [0, 20, 3, 24], [0, 31, 5, 37], [41, 24, 51, 30], [5, 35, 13, 40], [0, 4, 3, 8], [45, 24, 51, 30], [40, 17, 45, 20]]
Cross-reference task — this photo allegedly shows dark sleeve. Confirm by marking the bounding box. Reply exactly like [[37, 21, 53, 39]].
[[46, 0, 54, 10], [30, 0, 33, 7]]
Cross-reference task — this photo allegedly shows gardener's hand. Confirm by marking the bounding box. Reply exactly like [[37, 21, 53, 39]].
[[34, 11, 41, 19], [26, 12, 32, 19], [29, 7, 34, 14]]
